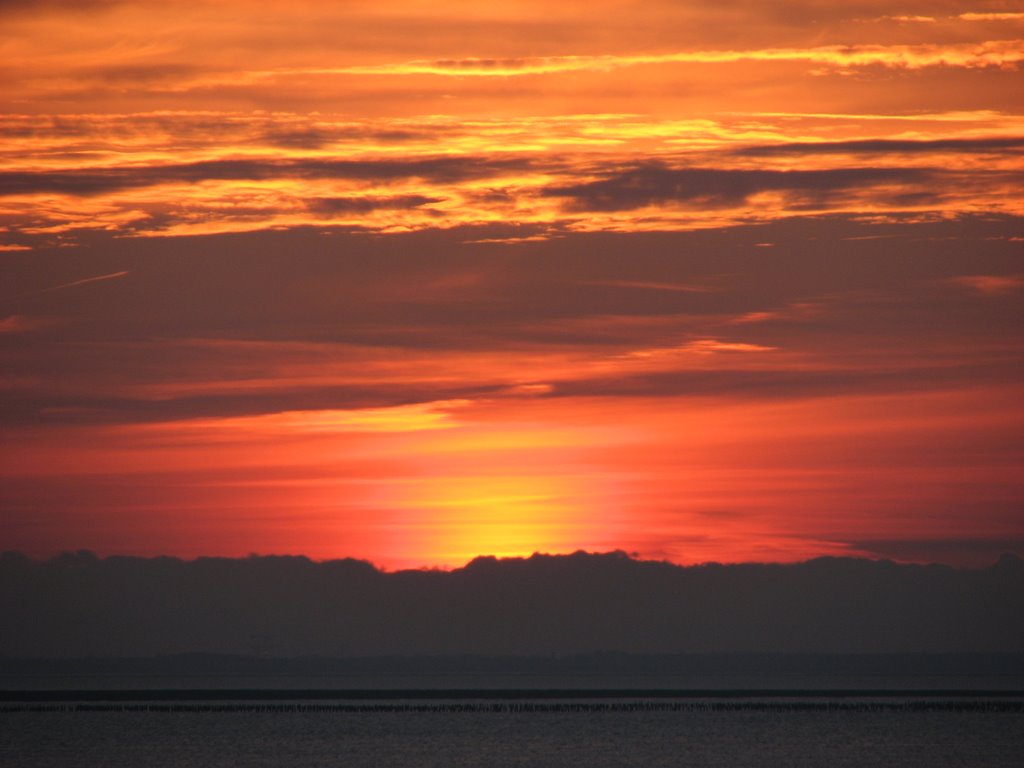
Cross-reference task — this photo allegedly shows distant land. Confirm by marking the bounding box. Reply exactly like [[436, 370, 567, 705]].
[[3, 550, 1021, 660], [4, 651, 1024, 693]]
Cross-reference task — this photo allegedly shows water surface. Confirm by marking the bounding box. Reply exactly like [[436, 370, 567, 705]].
[[3, 696, 1021, 767]]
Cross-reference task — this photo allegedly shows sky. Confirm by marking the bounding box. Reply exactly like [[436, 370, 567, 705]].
[[1, 1, 1022, 570]]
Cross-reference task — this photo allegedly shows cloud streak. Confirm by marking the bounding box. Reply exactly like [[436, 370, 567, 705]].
[[2, 110, 1020, 241], [736, 136, 1024, 156], [8, 269, 129, 299], [0, 157, 528, 197], [542, 165, 941, 211], [329, 40, 1024, 78]]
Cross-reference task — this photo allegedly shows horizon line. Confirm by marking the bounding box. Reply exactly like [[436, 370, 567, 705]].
[[5, 548, 1020, 573]]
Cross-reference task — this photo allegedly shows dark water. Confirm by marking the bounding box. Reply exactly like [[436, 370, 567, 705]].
[[3, 701, 1022, 767]]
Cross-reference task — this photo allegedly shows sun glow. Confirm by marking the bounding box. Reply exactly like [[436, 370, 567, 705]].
[[404, 475, 597, 566]]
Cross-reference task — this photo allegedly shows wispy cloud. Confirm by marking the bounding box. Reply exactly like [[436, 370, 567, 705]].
[[9, 270, 129, 299], [159, 400, 473, 438], [583, 279, 714, 293], [948, 274, 1024, 294], [3, 109, 1020, 241], [875, 16, 936, 24], [959, 13, 1024, 22], [542, 164, 940, 212], [0, 314, 61, 334], [736, 136, 1024, 156], [330, 40, 1024, 78], [0, 158, 528, 197]]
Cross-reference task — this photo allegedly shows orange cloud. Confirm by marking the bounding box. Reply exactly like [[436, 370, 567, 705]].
[[0, 314, 62, 334], [948, 274, 1024, 294], [333, 40, 1024, 77], [959, 13, 1024, 22]]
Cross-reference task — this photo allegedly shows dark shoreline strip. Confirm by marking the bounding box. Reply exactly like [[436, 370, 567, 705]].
[[2, 688, 1023, 703], [3, 701, 1023, 714]]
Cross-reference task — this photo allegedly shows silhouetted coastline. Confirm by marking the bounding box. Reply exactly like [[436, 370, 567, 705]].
[[3, 551, 1022, 660]]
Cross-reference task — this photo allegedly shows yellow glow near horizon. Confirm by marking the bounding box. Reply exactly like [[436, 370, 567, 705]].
[[401, 475, 595, 565]]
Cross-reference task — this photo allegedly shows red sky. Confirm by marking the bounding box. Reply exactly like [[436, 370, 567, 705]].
[[1, 1, 1022, 569]]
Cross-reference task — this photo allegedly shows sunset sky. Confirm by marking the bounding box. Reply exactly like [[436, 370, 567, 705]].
[[1, 0, 1022, 570]]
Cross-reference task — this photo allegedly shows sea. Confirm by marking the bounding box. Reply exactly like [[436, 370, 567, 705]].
[[3, 685, 1022, 768]]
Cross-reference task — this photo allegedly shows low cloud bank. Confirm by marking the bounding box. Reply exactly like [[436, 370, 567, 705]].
[[2, 551, 1021, 658]]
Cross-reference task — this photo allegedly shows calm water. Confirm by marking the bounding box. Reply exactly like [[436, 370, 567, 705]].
[[3, 705, 1022, 767]]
